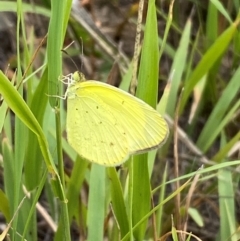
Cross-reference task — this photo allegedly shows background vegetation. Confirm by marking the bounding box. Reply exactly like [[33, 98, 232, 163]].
[[0, 0, 240, 241]]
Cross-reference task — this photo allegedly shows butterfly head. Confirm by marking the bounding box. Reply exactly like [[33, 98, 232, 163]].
[[63, 71, 87, 87], [72, 71, 86, 83]]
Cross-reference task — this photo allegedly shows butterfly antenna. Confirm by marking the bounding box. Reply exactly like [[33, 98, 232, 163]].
[[80, 37, 83, 71], [61, 43, 79, 71]]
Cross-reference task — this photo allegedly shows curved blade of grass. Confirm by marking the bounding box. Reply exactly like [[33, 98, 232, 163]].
[[197, 66, 240, 151], [188, 207, 204, 227], [153, 160, 240, 188], [210, 0, 232, 23], [0, 71, 54, 172], [0, 1, 51, 17], [213, 131, 240, 162], [202, 99, 240, 153], [180, 18, 240, 112], [121, 178, 191, 241], [0, 71, 65, 199]]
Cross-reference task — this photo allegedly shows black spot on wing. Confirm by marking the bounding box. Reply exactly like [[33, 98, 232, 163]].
[[110, 142, 114, 147]]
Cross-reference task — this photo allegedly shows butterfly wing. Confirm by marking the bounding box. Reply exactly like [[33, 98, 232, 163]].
[[83, 81, 168, 154], [67, 83, 130, 166], [68, 81, 168, 160]]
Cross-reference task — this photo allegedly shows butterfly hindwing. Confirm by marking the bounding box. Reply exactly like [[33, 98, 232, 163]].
[[67, 86, 130, 166]]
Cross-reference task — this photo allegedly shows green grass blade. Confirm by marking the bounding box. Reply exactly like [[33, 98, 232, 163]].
[[2, 139, 14, 219], [47, 2, 73, 239], [0, 101, 8, 133], [24, 68, 48, 190], [0, 189, 10, 222], [0, 72, 55, 172], [166, 18, 191, 116], [122, 178, 191, 241], [108, 167, 129, 238], [206, 1, 218, 43], [0, 71, 65, 200], [188, 207, 204, 227], [0, 1, 51, 17], [132, 0, 159, 239], [218, 169, 237, 240], [197, 66, 240, 151], [180, 18, 240, 112], [54, 156, 89, 240], [47, 1, 64, 107], [13, 1, 25, 238], [207, 100, 240, 152], [87, 164, 106, 241], [136, 4, 159, 106], [156, 164, 168, 236], [210, 0, 232, 23], [67, 157, 89, 221], [213, 131, 240, 162], [22, 170, 48, 241]]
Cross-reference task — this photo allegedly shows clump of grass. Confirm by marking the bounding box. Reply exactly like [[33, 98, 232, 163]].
[[0, 1, 240, 241]]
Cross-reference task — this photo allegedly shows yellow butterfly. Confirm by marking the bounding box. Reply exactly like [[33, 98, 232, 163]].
[[65, 71, 168, 166]]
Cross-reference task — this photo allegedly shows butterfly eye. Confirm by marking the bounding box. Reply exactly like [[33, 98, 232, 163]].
[[73, 71, 86, 83]]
